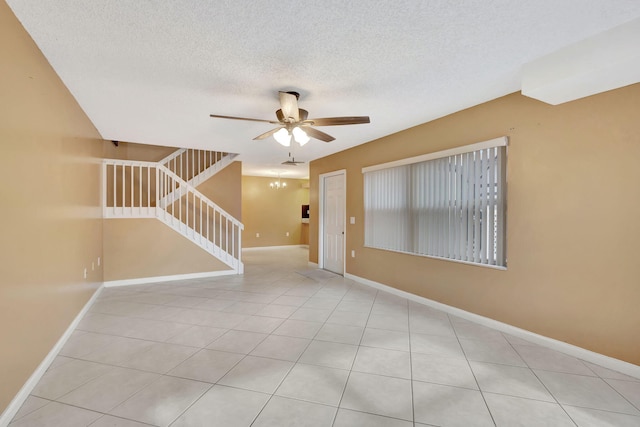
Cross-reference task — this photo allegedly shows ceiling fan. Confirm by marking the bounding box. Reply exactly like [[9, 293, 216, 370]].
[[282, 153, 305, 166], [210, 91, 370, 146]]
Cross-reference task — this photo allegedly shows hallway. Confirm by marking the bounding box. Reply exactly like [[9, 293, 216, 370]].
[[9, 247, 640, 426]]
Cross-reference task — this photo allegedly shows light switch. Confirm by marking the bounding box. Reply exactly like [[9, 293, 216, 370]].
[[350, 216, 356, 224]]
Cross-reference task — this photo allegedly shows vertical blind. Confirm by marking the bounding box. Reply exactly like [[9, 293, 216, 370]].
[[364, 141, 506, 267]]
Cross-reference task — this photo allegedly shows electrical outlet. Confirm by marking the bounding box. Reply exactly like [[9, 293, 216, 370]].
[[256, 233, 260, 238], [350, 216, 356, 224], [97, 256, 101, 266], [286, 232, 289, 237], [83, 268, 87, 279], [351, 250, 355, 258]]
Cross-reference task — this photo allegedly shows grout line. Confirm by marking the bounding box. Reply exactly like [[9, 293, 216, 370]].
[[450, 312, 498, 426], [330, 287, 378, 426]]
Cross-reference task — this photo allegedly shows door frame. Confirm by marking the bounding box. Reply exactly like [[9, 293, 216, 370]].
[[318, 169, 347, 273]]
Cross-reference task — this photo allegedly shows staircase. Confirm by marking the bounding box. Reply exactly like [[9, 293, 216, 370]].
[[102, 150, 243, 273], [160, 148, 238, 187]]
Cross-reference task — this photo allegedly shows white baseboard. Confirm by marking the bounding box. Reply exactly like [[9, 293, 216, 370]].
[[344, 273, 640, 380], [0, 285, 104, 427], [103, 269, 237, 287], [243, 245, 309, 251]]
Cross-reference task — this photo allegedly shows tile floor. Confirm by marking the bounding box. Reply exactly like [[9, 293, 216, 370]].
[[9, 247, 640, 426]]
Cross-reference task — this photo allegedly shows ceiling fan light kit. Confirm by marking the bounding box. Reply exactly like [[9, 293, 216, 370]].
[[274, 128, 292, 146], [210, 91, 370, 146]]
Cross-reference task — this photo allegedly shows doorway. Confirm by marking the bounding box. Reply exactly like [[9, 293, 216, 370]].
[[319, 170, 346, 275]]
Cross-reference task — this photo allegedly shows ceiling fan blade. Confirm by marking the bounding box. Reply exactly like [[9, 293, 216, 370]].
[[253, 127, 283, 140], [302, 126, 335, 142], [276, 108, 307, 122], [210, 114, 279, 124], [304, 116, 370, 126], [279, 91, 300, 122]]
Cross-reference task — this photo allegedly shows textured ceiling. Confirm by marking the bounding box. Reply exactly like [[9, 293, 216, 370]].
[[7, 1, 640, 178]]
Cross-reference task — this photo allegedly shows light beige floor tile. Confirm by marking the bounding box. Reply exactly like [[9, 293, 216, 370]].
[[366, 313, 409, 332], [289, 307, 332, 322], [9, 402, 101, 427], [207, 330, 268, 354], [218, 356, 294, 393], [276, 363, 349, 406], [352, 346, 411, 379], [168, 349, 244, 383], [255, 304, 299, 319], [459, 337, 527, 367], [341, 372, 413, 421], [118, 342, 199, 373], [535, 370, 640, 415], [484, 393, 576, 427], [333, 409, 412, 427], [193, 298, 236, 311], [409, 314, 456, 336], [298, 340, 358, 370], [302, 297, 341, 310], [605, 378, 640, 409], [31, 359, 112, 400], [335, 300, 373, 313], [315, 323, 364, 345], [252, 396, 336, 427], [109, 376, 210, 427], [514, 344, 596, 375], [583, 361, 640, 382], [326, 310, 369, 327], [271, 295, 309, 306], [411, 353, 478, 389], [90, 415, 152, 426], [164, 296, 209, 308], [233, 315, 284, 333], [563, 405, 640, 427], [11, 396, 50, 421], [223, 301, 268, 315], [413, 381, 493, 426], [119, 318, 192, 342], [171, 385, 269, 427], [250, 335, 311, 362], [470, 361, 554, 401], [361, 328, 409, 351], [272, 319, 323, 339], [410, 332, 465, 358], [47, 355, 73, 370], [76, 312, 130, 335], [165, 325, 228, 347], [450, 317, 505, 341], [57, 367, 159, 412], [80, 336, 155, 366], [59, 332, 118, 358]]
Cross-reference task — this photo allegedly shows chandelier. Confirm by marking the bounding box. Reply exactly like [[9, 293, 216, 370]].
[[270, 175, 287, 189]]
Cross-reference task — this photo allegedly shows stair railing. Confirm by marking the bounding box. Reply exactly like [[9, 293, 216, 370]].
[[102, 159, 243, 272], [160, 148, 232, 185]]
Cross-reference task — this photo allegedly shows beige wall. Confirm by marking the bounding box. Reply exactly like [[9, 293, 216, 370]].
[[103, 219, 231, 281], [0, 1, 104, 413], [103, 140, 177, 162], [198, 161, 242, 220], [242, 176, 309, 247], [310, 85, 640, 365]]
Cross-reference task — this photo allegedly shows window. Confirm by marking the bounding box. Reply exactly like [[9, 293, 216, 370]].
[[363, 137, 507, 268]]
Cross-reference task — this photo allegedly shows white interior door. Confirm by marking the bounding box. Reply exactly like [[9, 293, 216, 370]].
[[323, 172, 345, 275]]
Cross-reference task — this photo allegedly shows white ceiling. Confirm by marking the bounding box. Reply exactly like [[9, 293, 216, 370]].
[[7, 1, 640, 179]]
